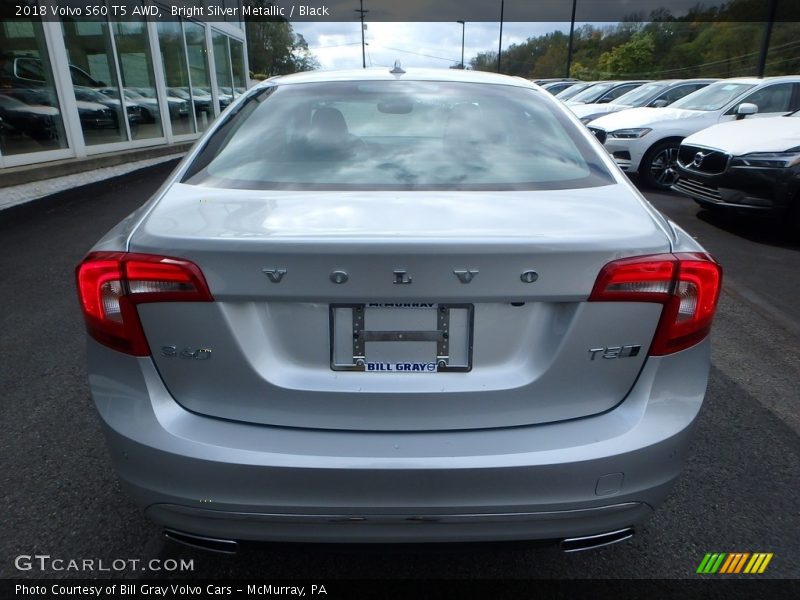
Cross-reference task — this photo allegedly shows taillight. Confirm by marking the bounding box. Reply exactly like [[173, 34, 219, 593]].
[[589, 253, 722, 356], [76, 252, 213, 356]]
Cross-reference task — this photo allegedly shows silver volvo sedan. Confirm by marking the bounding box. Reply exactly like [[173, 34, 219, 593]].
[[76, 68, 722, 552]]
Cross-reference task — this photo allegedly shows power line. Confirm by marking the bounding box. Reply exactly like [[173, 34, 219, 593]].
[[380, 46, 458, 63], [585, 39, 800, 78], [634, 39, 800, 77]]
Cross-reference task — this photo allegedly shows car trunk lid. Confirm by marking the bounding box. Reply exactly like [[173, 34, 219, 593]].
[[129, 183, 671, 431]]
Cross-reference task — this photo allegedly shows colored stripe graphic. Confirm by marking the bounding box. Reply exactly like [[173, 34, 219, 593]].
[[719, 553, 750, 573], [719, 553, 736, 574], [697, 553, 726, 574], [744, 553, 774, 574], [696, 553, 713, 573], [733, 553, 750, 573], [698, 552, 773, 574]]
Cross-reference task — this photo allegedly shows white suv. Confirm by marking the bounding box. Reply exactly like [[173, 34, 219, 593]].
[[588, 76, 800, 189]]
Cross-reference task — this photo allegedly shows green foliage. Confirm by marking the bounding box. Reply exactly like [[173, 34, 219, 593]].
[[470, 50, 498, 73], [245, 1, 320, 77], [569, 61, 592, 80], [597, 32, 655, 76], [469, 0, 800, 80]]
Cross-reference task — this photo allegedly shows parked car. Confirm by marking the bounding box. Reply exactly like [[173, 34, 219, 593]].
[[570, 79, 716, 124], [588, 76, 800, 189], [565, 80, 650, 105], [73, 86, 143, 127], [0, 93, 60, 141], [168, 86, 213, 114], [5, 85, 117, 131], [542, 80, 582, 95], [98, 88, 189, 122], [76, 68, 722, 550], [554, 81, 597, 101], [8, 55, 106, 90], [532, 77, 579, 86], [128, 87, 188, 118], [672, 110, 800, 231]]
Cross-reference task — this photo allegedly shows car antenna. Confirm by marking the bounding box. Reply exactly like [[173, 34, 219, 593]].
[[390, 60, 406, 75]]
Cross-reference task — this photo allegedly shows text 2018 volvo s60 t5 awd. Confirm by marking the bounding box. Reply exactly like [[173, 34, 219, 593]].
[[76, 68, 721, 551]]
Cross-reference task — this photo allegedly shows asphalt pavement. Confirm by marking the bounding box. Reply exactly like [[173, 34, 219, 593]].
[[0, 164, 798, 581]]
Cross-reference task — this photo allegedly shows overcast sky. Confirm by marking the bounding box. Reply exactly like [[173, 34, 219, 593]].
[[292, 22, 575, 70]]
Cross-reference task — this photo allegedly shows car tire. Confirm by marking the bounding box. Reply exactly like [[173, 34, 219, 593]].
[[641, 140, 682, 191]]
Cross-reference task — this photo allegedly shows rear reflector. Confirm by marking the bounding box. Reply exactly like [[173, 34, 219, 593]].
[[589, 253, 722, 356], [76, 252, 212, 356]]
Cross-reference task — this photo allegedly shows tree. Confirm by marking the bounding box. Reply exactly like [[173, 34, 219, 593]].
[[569, 61, 592, 80], [466, 0, 800, 81], [470, 50, 498, 72], [245, 1, 320, 77], [596, 32, 655, 76]]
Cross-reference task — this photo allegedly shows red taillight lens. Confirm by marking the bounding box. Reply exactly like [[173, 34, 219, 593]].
[[589, 253, 722, 356], [76, 252, 213, 356]]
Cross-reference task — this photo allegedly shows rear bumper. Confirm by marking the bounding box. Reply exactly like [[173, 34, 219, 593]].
[[147, 502, 653, 544], [88, 337, 710, 543]]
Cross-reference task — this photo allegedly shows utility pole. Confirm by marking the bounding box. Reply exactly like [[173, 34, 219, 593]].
[[756, 0, 778, 77], [566, 0, 577, 78], [457, 21, 465, 69], [497, 0, 504, 73], [356, 0, 368, 69]]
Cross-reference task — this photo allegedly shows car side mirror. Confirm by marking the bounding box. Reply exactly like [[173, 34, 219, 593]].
[[651, 99, 669, 108], [736, 103, 758, 119]]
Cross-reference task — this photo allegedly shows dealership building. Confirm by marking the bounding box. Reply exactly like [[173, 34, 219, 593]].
[[0, 2, 248, 172]]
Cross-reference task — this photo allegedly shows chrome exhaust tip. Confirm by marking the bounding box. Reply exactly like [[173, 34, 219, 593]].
[[163, 529, 239, 554], [561, 528, 634, 553]]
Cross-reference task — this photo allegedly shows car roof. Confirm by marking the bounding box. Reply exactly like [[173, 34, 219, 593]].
[[262, 67, 538, 88], [713, 76, 800, 85]]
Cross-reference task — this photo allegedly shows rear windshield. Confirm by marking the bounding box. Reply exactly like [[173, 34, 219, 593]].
[[183, 80, 613, 191]]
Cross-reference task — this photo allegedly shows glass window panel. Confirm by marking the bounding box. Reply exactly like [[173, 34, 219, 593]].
[[183, 22, 213, 131], [62, 18, 127, 145], [184, 81, 613, 191], [740, 83, 795, 114], [0, 19, 68, 156], [229, 39, 246, 98], [4, 21, 35, 38], [111, 22, 163, 140], [157, 21, 194, 135], [212, 32, 232, 112]]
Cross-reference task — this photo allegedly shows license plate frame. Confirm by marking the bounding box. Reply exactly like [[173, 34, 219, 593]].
[[329, 303, 474, 372]]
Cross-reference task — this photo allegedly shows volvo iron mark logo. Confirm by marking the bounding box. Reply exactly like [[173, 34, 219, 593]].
[[691, 152, 706, 168]]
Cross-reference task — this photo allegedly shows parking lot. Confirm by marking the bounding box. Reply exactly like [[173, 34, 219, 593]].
[[1, 161, 798, 580]]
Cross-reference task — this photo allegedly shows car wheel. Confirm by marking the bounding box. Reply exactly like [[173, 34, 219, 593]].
[[641, 140, 681, 190]]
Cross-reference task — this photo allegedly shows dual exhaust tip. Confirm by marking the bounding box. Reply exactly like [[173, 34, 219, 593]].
[[561, 528, 635, 552], [163, 529, 239, 554], [163, 527, 634, 555]]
